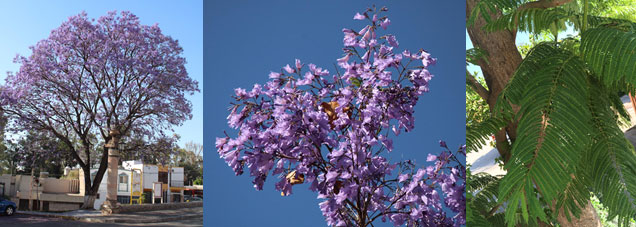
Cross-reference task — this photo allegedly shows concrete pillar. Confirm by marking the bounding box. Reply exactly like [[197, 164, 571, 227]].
[[101, 129, 122, 215]]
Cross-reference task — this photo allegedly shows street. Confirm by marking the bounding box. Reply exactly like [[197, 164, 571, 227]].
[[0, 214, 203, 227]]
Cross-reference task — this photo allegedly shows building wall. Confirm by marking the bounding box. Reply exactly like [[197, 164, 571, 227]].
[[41, 178, 79, 194], [143, 165, 159, 190], [0, 174, 14, 197], [91, 168, 135, 209], [1, 174, 84, 211]]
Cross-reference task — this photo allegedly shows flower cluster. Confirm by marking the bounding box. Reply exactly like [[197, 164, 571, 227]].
[[216, 7, 464, 227]]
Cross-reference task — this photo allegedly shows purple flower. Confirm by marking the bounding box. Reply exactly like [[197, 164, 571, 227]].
[[269, 71, 281, 79], [353, 12, 366, 20], [398, 173, 409, 182], [427, 154, 437, 162], [283, 64, 295, 73], [295, 59, 303, 69], [380, 18, 391, 30], [387, 35, 399, 48], [216, 6, 464, 227]]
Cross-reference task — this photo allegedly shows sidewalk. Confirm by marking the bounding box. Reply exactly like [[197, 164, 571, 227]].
[[17, 206, 203, 224]]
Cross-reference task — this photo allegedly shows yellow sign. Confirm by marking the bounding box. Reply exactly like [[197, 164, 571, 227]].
[[130, 168, 143, 204]]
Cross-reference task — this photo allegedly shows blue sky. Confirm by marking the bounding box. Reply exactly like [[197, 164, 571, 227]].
[[0, 0, 203, 147], [205, 1, 465, 226]]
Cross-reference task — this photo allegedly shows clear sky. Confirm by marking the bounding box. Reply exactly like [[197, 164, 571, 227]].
[[0, 0, 203, 147], [205, 1, 465, 226]]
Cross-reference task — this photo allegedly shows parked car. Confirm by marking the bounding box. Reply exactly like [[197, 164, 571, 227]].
[[184, 195, 202, 202], [0, 198, 16, 216]]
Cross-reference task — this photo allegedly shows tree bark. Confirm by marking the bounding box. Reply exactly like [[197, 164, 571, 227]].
[[467, 0, 522, 162], [79, 148, 108, 209], [467, 0, 601, 225], [556, 201, 601, 227]]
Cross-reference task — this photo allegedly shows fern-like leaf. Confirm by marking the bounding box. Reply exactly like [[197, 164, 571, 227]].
[[498, 44, 593, 226], [468, 0, 530, 27], [483, 8, 569, 34], [585, 78, 636, 226], [468, 171, 504, 226], [467, 114, 511, 153], [581, 27, 636, 87]]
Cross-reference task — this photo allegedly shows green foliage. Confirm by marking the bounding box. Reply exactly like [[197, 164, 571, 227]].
[[467, 168, 507, 226], [467, 0, 528, 27], [588, 0, 636, 22], [581, 27, 636, 87], [466, 48, 502, 153], [193, 177, 203, 185], [61, 169, 79, 180], [172, 142, 203, 186], [466, 48, 489, 65], [591, 195, 636, 226], [484, 7, 569, 34], [466, 74, 490, 126], [493, 32, 636, 227], [468, 1, 636, 226], [498, 43, 592, 226], [585, 78, 636, 226], [466, 114, 510, 153], [472, 0, 636, 37]]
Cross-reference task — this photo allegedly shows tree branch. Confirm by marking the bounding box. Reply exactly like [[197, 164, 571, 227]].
[[466, 70, 490, 101]]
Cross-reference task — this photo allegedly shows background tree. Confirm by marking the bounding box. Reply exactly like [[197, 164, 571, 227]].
[[466, 0, 636, 226], [217, 7, 465, 226], [8, 131, 76, 177], [119, 133, 180, 165], [173, 141, 202, 186], [0, 11, 198, 208], [0, 140, 18, 175]]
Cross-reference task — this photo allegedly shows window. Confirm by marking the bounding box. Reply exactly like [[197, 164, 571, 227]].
[[118, 173, 128, 192], [158, 172, 168, 184]]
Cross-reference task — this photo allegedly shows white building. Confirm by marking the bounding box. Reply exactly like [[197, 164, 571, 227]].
[[88, 160, 185, 210]]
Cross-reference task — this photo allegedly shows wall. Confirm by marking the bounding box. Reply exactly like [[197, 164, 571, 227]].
[[48, 202, 81, 212], [41, 178, 78, 194], [0, 174, 13, 197]]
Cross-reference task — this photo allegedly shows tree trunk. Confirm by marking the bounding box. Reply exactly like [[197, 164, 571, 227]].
[[83, 194, 97, 210], [80, 167, 94, 209], [556, 201, 601, 227], [466, 0, 602, 225], [466, 0, 523, 161], [79, 151, 108, 210]]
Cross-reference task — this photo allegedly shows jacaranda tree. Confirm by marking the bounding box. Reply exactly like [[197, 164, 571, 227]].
[[0, 11, 199, 208], [216, 7, 465, 227]]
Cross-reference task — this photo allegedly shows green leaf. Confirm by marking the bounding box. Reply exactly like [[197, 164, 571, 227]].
[[498, 44, 593, 225], [581, 27, 636, 87]]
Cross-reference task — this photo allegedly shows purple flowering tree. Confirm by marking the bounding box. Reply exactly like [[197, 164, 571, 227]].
[[216, 7, 465, 226], [0, 11, 199, 208]]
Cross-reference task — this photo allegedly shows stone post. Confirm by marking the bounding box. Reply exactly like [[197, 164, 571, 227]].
[[101, 129, 122, 214]]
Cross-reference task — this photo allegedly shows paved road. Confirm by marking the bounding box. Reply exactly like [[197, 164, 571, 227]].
[[0, 214, 203, 227]]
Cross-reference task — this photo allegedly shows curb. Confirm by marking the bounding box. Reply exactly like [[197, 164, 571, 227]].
[[16, 211, 83, 221], [16, 209, 203, 223], [79, 213, 203, 223]]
